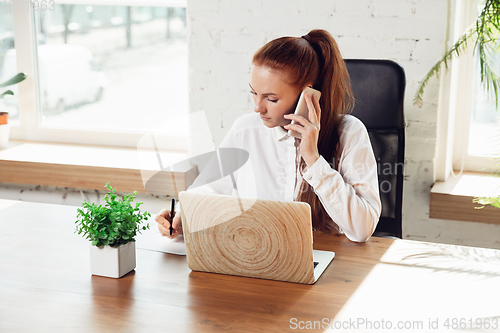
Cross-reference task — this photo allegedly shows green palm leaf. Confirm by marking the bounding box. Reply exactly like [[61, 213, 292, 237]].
[[0, 90, 14, 98], [0, 73, 26, 88], [414, 0, 500, 108]]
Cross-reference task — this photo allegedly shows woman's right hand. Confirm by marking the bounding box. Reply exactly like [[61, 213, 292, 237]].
[[155, 209, 183, 239]]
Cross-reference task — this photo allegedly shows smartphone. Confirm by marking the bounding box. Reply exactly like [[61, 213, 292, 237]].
[[287, 86, 321, 139]]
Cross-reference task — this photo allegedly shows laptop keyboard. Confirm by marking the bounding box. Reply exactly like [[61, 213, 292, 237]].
[[313, 261, 319, 269]]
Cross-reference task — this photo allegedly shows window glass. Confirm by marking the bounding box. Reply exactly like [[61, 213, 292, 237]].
[[468, 54, 500, 157], [0, 7, 18, 124], [35, 5, 187, 133]]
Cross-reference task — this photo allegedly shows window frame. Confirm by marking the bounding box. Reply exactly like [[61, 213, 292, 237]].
[[8, 0, 188, 150]]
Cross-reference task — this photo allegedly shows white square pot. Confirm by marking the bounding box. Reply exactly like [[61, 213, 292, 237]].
[[0, 123, 10, 149], [89, 241, 136, 278]]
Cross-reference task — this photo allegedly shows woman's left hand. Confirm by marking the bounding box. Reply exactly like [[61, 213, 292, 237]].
[[284, 93, 321, 167]]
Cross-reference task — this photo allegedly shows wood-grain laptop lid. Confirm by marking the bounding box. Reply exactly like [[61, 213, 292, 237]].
[[179, 191, 317, 284]]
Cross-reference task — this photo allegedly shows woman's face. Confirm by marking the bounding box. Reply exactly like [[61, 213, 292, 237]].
[[249, 65, 301, 128]]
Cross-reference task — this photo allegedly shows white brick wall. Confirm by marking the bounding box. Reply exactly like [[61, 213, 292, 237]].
[[189, 0, 500, 249]]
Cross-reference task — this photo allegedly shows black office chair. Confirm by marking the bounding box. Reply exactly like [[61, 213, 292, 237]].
[[345, 59, 406, 239]]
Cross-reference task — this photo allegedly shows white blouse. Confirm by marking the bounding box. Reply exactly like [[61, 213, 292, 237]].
[[184, 112, 381, 242]]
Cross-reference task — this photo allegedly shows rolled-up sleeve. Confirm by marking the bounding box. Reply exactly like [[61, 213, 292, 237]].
[[302, 116, 381, 242]]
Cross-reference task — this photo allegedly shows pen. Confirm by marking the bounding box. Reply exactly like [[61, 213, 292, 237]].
[[169, 198, 175, 236]]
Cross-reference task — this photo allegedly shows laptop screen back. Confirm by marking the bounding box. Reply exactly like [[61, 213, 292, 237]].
[[179, 192, 316, 284]]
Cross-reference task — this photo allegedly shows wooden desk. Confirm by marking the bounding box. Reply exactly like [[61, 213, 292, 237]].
[[1, 199, 499, 332]]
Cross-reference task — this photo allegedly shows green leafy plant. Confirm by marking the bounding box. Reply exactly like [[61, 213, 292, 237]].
[[473, 159, 500, 209], [75, 183, 151, 247], [0, 73, 26, 99], [473, 194, 500, 208], [414, 0, 500, 107]]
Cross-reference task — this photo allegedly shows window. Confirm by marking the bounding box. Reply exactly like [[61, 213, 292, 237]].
[[0, 8, 17, 123], [456, 0, 499, 173], [4, 1, 188, 150], [468, 51, 500, 158], [435, 0, 499, 180]]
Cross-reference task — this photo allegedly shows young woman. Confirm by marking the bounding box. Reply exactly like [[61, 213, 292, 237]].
[[156, 29, 381, 242]]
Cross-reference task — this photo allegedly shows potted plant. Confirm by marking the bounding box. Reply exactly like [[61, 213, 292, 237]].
[[75, 183, 151, 278], [0, 73, 26, 149]]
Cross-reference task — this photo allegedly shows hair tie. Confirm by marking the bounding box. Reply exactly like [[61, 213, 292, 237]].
[[301, 35, 313, 45]]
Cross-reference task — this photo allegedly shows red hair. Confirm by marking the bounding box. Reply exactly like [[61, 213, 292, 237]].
[[252, 29, 354, 233]]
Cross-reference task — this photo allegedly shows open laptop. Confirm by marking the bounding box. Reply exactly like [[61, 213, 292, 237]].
[[178, 191, 335, 284]]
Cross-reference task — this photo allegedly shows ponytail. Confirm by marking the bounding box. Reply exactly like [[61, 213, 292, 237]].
[[253, 29, 354, 233]]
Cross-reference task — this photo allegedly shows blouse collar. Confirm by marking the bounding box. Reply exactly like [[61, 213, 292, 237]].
[[274, 125, 290, 142]]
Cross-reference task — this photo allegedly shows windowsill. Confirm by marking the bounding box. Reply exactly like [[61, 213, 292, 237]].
[[430, 171, 500, 224], [0, 140, 198, 196]]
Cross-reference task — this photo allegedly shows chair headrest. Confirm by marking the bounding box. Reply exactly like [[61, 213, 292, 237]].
[[345, 59, 406, 129]]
